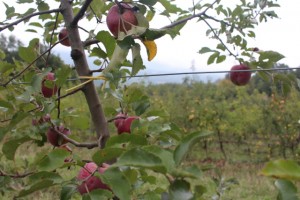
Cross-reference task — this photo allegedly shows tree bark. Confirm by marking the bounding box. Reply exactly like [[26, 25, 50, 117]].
[[59, 0, 109, 148]]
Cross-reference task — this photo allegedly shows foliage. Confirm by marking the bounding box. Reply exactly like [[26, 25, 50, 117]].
[[0, 0, 298, 199]]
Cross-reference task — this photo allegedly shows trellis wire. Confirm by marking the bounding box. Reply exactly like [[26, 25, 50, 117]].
[[4, 67, 300, 85]]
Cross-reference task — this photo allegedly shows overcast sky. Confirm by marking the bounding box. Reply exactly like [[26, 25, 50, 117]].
[[1, 1, 300, 83]]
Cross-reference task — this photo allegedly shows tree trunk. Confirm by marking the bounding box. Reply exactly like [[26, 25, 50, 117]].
[[216, 129, 227, 160], [59, 0, 109, 148]]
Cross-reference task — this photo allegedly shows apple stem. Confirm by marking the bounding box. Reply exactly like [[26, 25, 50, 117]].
[[115, 0, 125, 14]]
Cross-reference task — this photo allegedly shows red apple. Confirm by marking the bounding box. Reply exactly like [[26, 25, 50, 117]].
[[117, 116, 139, 134], [229, 64, 251, 86], [46, 125, 71, 147], [77, 162, 110, 195], [32, 114, 51, 126], [41, 72, 58, 98], [58, 28, 70, 47], [106, 3, 138, 37], [114, 113, 127, 128]]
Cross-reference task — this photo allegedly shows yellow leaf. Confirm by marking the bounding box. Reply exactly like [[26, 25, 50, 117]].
[[142, 40, 157, 61]]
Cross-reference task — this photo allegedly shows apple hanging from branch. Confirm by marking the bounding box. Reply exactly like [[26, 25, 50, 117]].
[[77, 162, 110, 195], [114, 114, 139, 134], [46, 125, 71, 147], [106, 3, 138, 38], [58, 28, 70, 47], [41, 72, 58, 98], [229, 64, 252, 86]]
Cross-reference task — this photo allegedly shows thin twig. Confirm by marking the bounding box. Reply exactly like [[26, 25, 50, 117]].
[[0, 169, 34, 178], [161, 0, 219, 30], [89, 5, 102, 23], [203, 13, 230, 26], [70, 0, 93, 27], [57, 87, 61, 119], [0, 9, 62, 32], [46, 10, 60, 66], [200, 17, 238, 58], [55, 87, 82, 101]]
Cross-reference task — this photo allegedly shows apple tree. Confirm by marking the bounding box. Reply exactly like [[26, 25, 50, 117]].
[[0, 0, 297, 199]]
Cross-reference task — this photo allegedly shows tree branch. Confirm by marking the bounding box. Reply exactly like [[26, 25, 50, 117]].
[[70, 0, 93, 27], [53, 127, 99, 149], [0, 9, 62, 32]]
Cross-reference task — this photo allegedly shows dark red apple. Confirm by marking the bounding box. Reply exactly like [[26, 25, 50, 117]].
[[229, 64, 251, 86], [46, 125, 71, 147], [41, 72, 58, 98], [58, 28, 70, 47], [117, 116, 139, 134], [106, 3, 138, 37], [77, 162, 110, 195]]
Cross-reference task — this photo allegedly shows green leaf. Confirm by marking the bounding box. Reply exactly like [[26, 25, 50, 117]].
[[166, 15, 189, 39], [102, 167, 131, 200], [29, 22, 43, 28], [0, 61, 16, 75], [259, 51, 285, 63], [198, 47, 212, 54], [174, 131, 212, 166], [131, 43, 145, 76], [159, 0, 182, 14], [141, 28, 167, 40], [17, 0, 33, 3], [105, 134, 148, 148], [275, 179, 299, 200], [116, 147, 166, 173], [29, 171, 63, 184], [216, 55, 226, 63], [135, 12, 149, 28], [18, 46, 36, 63], [88, 0, 104, 21], [82, 189, 113, 200], [2, 136, 32, 160], [207, 52, 219, 65], [261, 160, 300, 181], [95, 31, 116, 58], [17, 180, 57, 198], [143, 191, 161, 200], [37, 1, 49, 11], [169, 179, 194, 200], [38, 149, 71, 171], [172, 165, 203, 179], [4, 2, 15, 18], [91, 47, 107, 59], [140, 0, 158, 6], [143, 146, 175, 173], [61, 184, 78, 200], [92, 148, 124, 165]]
